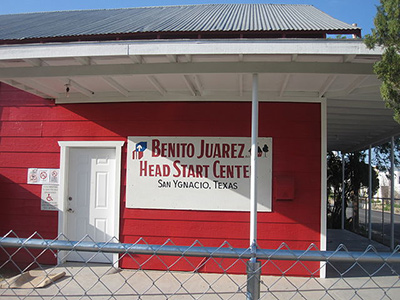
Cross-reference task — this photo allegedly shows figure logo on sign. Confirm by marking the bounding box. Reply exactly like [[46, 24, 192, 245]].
[[133, 142, 147, 160]]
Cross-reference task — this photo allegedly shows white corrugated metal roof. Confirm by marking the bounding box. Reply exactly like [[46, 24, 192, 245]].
[[0, 4, 359, 41]]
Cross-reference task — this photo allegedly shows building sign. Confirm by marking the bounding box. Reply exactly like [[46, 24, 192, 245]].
[[126, 137, 272, 212], [27, 168, 60, 185], [41, 185, 59, 211]]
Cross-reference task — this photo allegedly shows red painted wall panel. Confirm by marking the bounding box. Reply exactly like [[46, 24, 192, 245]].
[[0, 83, 321, 276]]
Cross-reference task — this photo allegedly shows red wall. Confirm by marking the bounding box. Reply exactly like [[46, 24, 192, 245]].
[[0, 83, 321, 275]]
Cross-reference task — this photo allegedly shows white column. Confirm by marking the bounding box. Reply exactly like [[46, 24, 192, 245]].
[[250, 73, 259, 256], [320, 97, 327, 279], [368, 145, 372, 240]]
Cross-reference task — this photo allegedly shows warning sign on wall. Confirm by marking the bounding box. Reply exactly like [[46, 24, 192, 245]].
[[41, 185, 59, 211], [27, 168, 60, 185], [126, 136, 272, 212]]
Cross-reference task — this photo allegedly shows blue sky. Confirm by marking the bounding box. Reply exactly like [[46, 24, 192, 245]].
[[1, 0, 380, 36]]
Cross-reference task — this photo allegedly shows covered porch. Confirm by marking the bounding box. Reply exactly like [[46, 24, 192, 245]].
[[1, 38, 400, 266]]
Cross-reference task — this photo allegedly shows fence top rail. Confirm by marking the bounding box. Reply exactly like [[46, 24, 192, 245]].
[[1, 236, 400, 263], [359, 196, 400, 201]]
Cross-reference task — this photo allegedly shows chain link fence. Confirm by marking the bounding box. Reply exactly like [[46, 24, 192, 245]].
[[350, 197, 400, 248], [1, 231, 400, 299]]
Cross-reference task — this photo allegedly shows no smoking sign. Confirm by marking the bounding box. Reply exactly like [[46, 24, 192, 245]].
[[27, 168, 60, 185]]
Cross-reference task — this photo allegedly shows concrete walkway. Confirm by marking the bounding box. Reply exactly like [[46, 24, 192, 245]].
[[1, 262, 399, 299], [0, 263, 400, 300], [327, 229, 390, 252], [326, 229, 400, 278]]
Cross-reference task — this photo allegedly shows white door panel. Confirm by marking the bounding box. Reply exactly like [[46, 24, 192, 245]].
[[66, 148, 116, 263]]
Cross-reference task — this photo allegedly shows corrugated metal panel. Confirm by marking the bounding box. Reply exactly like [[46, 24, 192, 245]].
[[0, 4, 359, 41]]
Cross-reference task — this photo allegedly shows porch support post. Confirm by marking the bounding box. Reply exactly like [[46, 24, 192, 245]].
[[391, 136, 395, 251], [247, 73, 261, 300], [250, 73, 259, 252], [368, 145, 372, 240], [341, 152, 346, 230]]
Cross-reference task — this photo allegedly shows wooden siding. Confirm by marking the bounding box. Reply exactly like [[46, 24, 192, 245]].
[[0, 83, 321, 275]]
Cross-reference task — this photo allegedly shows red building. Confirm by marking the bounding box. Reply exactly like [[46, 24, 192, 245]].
[[0, 4, 396, 277]]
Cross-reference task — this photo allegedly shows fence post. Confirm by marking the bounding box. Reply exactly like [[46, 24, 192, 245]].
[[247, 260, 261, 300]]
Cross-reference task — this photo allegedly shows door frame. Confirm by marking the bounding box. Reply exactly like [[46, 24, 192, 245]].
[[58, 141, 125, 264]]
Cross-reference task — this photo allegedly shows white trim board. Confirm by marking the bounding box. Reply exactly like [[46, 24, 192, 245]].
[[320, 98, 328, 279], [57, 140, 124, 266], [0, 39, 382, 60]]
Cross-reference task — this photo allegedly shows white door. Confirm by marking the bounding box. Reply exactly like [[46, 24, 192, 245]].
[[66, 148, 116, 263]]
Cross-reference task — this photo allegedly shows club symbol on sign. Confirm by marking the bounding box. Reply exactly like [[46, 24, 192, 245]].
[[40, 171, 48, 180]]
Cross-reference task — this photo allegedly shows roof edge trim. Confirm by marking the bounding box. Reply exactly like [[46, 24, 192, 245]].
[[0, 39, 382, 61]]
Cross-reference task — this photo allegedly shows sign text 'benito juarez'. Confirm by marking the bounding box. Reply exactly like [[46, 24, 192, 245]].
[[126, 137, 272, 212]]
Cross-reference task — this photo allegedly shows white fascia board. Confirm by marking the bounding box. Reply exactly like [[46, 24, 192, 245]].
[[0, 43, 129, 60], [128, 39, 383, 56], [0, 39, 382, 61]]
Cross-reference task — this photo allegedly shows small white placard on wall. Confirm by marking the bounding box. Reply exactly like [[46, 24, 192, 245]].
[[41, 185, 59, 211], [27, 168, 60, 185], [126, 136, 272, 212]]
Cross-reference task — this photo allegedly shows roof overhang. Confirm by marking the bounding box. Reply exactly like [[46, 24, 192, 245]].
[[0, 39, 398, 152]]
